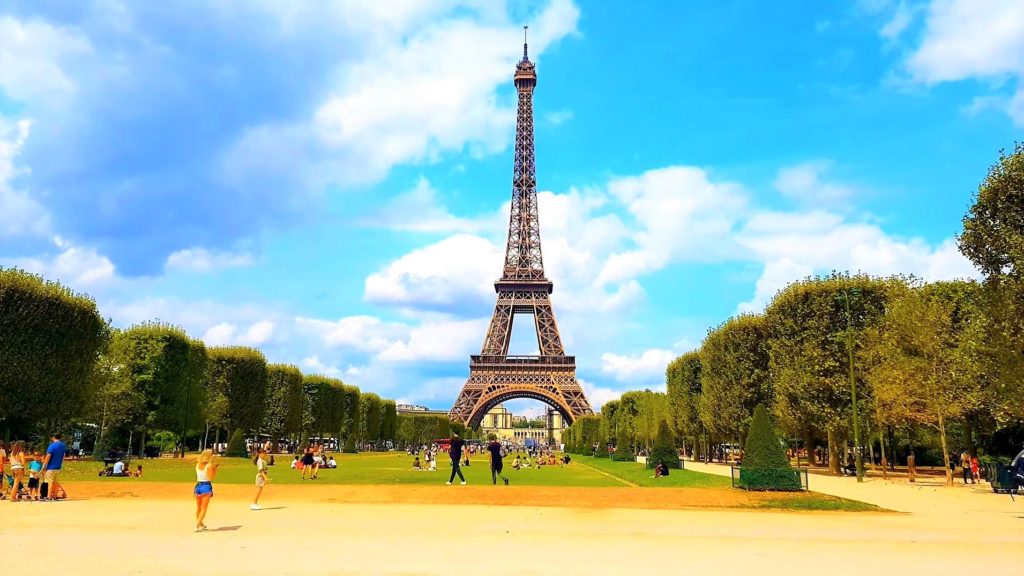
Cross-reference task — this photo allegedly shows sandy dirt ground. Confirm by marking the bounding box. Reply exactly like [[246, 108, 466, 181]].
[[4, 479, 1023, 575]]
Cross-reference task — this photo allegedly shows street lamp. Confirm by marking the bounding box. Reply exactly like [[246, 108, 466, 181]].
[[839, 288, 865, 483]]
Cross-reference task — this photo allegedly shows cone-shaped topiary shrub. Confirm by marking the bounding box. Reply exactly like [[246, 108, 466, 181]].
[[226, 428, 248, 457], [647, 421, 682, 469], [343, 437, 357, 453], [738, 404, 801, 490]]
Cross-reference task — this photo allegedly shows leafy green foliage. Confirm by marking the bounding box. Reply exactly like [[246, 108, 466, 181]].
[[206, 347, 268, 433], [304, 374, 345, 438], [738, 404, 800, 490], [698, 313, 770, 440], [225, 428, 247, 457], [649, 420, 680, 469], [395, 413, 451, 447], [0, 267, 108, 435], [360, 392, 383, 444], [263, 364, 303, 446], [959, 141, 1024, 278], [666, 351, 701, 446], [381, 400, 398, 442]]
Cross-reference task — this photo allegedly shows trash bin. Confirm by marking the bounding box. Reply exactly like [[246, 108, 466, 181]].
[[989, 465, 1018, 494]]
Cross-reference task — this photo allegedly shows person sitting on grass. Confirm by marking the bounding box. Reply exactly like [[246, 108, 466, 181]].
[[428, 458, 437, 472], [112, 458, 127, 476], [290, 456, 299, 469], [327, 456, 337, 469], [561, 454, 571, 466], [652, 460, 669, 478], [413, 456, 422, 470], [512, 455, 521, 470]]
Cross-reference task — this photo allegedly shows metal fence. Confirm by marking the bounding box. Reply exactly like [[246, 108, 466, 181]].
[[731, 466, 809, 491]]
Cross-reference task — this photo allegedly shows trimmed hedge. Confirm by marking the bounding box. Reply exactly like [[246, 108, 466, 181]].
[[737, 404, 801, 490], [226, 428, 247, 457], [612, 450, 636, 462], [647, 421, 682, 469]]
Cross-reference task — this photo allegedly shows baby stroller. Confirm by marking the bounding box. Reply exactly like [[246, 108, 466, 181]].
[[1, 474, 31, 500]]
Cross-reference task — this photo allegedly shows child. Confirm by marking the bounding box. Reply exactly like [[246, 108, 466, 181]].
[[134, 465, 144, 478], [252, 448, 269, 511], [28, 451, 43, 500]]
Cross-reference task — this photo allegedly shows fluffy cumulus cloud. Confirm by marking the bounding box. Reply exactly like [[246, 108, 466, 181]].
[[202, 320, 275, 347], [600, 349, 677, 383], [896, 0, 1024, 124], [0, 119, 49, 238], [164, 248, 255, 273], [0, 1, 580, 274]]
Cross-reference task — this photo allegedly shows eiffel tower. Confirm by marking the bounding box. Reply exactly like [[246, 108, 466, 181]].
[[449, 29, 593, 429]]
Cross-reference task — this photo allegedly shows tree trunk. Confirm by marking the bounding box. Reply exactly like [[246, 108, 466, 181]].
[[867, 424, 876, 472], [137, 428, 146, 458], [888, 427, 897, 472], [879, 429, 888, 480], [827, 428, 840, 474], [804, 430, 816, 466], [938, 414, 952, 486], [214, 427, 221, 452]]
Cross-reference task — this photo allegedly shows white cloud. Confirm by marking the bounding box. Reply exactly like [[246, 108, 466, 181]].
[[0, 118, 50, 238], [302, 355, 341, 378], [544, 110, 573, 125], [222, 0, 581, 189], [600, 348, 676, 383], [364, 234, 501, 311], [295, 315, 406, 353], [773, 161, 854, 207], [165, 247, 255, 272], [376, 317, 489, 362], [902, 0, 1024, 124], [367, 177, 494, 234], [3, 237, 115, 288], [202, 320, 276, 347], [737, 258, 814, 313], [0, 16, 93, 105], [579, 378, 625, 411], [880, 1, 916, 40]]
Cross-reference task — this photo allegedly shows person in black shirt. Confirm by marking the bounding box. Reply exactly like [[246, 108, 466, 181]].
[[486, 434, 509, 485], [446, 433, 466, 485]]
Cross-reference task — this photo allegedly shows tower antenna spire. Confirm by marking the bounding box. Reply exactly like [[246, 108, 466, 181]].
[[523, 25, 529, 60]]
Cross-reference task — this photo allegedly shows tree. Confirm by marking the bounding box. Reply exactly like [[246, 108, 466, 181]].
[[303, 374, 344, 444], [862, 284, 984, 485], [342, 385, 361, 444], [698, 314, 771, 443], [263, 364, 303, 451], [600, 399, 620, 448], [666, 352, 702, 456], [765, 273, 904, 473], [649, 420, 680, 469], [381, 400, 398, 444], [360, 392, 383, 446], [0, 268, 108, 436], [206, 347, 268, 435], [738, 404, 800, 490], [113, 322, 204, 455], [958, 141, 1024, 279], [225, 428, 247, 457]]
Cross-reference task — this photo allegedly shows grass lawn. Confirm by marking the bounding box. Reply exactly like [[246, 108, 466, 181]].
[[573, 455, 732, 488], [60, 452, 622, 487]]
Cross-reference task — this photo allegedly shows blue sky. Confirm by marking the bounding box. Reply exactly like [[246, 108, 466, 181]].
[[1, 1, 1021, 415]]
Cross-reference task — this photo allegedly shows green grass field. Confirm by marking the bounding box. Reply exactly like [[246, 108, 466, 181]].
[[59, 452, 880, 511], [60, 452, 621, 487]]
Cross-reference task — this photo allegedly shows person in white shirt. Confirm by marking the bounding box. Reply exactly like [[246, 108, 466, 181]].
[[112, 459, 126, 476]]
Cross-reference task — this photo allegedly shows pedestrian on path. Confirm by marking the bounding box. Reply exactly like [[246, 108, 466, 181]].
[[486, 434, 509, 486], [252, 447, 269, 511], [960, 451, 974, 484], [907, 450, 916, 483], [446, 433, 466, 485]]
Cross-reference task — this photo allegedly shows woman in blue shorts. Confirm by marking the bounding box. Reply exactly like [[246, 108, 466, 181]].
[[194, 449, 219, 532]]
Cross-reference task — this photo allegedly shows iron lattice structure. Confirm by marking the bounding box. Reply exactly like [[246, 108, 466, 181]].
[[449, 32, 593, 429]]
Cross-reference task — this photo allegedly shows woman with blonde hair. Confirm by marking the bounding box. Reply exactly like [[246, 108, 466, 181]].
[[194, 449, 219, 532], [8, 441, 26, 501]]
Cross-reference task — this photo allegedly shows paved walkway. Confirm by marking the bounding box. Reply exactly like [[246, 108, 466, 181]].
[[686, 460, 1020, 520]]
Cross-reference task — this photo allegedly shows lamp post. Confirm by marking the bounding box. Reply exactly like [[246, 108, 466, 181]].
[[840, 288, 865, 483]]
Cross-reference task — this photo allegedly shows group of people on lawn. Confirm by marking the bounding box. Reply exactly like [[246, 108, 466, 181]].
[[0, 434, 69, 502]]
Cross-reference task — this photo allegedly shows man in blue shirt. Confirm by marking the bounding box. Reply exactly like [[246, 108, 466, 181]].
[[39, 433, 67, 500]]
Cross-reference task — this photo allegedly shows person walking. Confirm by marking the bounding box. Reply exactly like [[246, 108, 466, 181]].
[[252, 448, 269, 511], [907, 450, 917, 483], [38, 433, 67, 500], [960, 451, 974, 484], [300, 445, 315, 480], [445, 433, 466, 485], [486, 434, 509, 486], [8, 441, 26, 501], [194, 449, 219, 531]]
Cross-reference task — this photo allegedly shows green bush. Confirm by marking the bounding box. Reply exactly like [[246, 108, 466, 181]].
[[647, 421, 681, 469], [612, 449, 635, 462], [594, 448, 610, 459], [225, 428, 248, 457], [738, 404, 800, 490], [343, 437, 357, 453]]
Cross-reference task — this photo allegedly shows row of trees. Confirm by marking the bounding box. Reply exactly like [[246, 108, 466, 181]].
[[0, 268, 430, 456], [564, 143, 1024, 486]]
